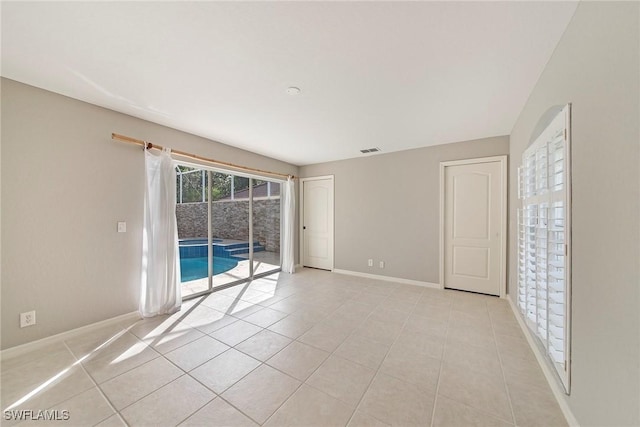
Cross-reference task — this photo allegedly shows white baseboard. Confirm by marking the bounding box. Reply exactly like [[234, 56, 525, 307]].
[[0, 311, 140, 361], [507, 297, 579, 427], [332, 269, 440, 289]]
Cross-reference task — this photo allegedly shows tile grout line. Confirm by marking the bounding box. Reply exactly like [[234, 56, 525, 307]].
[[230, 318, 330, 426], [260, 280, 401, 426], [221, 369, 305, 426], [346, 284, 429, 427], [181, 312, 309, 427], [181, 343, 266, 424], [235, 284, 340, 425], [67, 323, 180, 424], [61, 340, 129, 427], [316, 291, 389, 426], [446, 296, 518, 425], [107, 359, 183, 419], [182, 373, 259, 424], [489, 306, 519, 426], [171, 380, 217, 427], [90, 319, 216, 424], [181, 281, 355, 425], [429, 295, 454, 427], [124, 372, 215, 426], [259, 285, 368, 425]]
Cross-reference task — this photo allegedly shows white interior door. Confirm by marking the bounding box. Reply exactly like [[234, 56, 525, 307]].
[[302, 177, 334, 270], [443, 159, 505, 296]]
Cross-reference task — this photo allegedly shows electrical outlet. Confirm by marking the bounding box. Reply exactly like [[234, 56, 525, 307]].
[[20, 311, 36, 328], [379, 261, 385, 269], [367, 259, 373, 267], [117, 221, 127, 233]]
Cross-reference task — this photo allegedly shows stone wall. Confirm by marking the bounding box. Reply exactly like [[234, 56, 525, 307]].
[[250, 199, 281, 253], [176, 199, 281, 252], [176, 203, 208, 237]]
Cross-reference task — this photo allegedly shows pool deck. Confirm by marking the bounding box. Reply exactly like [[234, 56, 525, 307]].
[[181, 250, 281, 297]]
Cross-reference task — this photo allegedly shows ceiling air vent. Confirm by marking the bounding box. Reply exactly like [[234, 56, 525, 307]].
[[360, 147, 381, 154]]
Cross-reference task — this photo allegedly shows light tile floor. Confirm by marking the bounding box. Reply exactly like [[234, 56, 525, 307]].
[[1, 268, 567, 426]]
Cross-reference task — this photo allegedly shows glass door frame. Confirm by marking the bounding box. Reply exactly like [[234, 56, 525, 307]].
[[176, 161, 284, 301]]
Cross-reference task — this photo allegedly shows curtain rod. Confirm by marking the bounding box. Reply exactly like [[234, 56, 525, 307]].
[[111, 133, 296, 180]]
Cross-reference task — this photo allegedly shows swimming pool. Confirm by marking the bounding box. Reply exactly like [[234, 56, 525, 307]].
[[180, 256, 238, 282]]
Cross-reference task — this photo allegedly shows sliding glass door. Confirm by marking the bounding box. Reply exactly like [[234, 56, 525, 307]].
[[175, 166, 212, 297], [211, 173, 251, 288], [252, 179, 281, 276], [176, 165, 282, 298]]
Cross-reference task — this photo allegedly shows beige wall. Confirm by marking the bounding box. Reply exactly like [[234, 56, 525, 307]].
[[300, 136, 509, 283], [0, 78, 299, 350], [508, 2, 639, 425]]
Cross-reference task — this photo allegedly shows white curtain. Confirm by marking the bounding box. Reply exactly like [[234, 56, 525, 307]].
[[281, 176, 296, 274], [140, 147, 181, 317]]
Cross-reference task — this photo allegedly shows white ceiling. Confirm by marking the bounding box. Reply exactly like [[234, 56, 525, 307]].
[[1, 1, 578, 166]]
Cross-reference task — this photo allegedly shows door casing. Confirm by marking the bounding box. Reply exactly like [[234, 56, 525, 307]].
[[439, 156, 507, 298]]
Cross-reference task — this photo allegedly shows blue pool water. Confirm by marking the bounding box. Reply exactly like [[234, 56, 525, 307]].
[[180, 256, 239, 282]]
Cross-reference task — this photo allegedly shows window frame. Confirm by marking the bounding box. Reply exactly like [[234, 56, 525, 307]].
[[517, 104, 572, 393]]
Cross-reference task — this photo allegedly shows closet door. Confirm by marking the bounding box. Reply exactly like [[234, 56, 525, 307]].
[[302, 177, 334, 271], [443, 158, 505, 296]]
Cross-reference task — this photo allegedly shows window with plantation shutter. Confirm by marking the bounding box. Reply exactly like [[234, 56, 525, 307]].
[[517, 104, 571, 393]]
